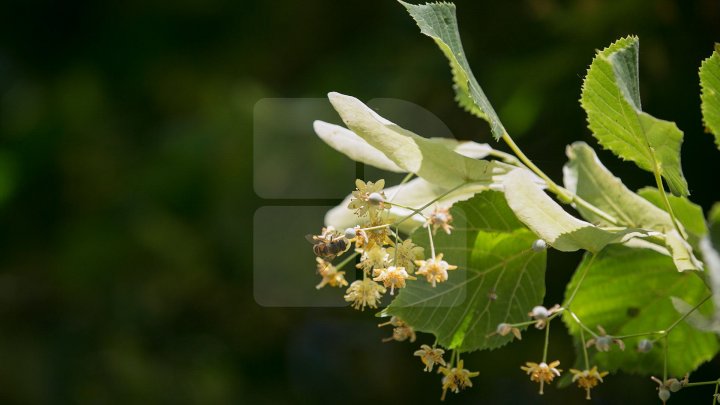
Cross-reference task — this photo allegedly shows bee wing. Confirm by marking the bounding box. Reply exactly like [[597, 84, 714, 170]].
[[305, 234, 318, 244]]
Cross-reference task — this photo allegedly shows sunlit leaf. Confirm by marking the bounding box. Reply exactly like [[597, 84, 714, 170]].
[[700, 44, 720, 149], [327, 92, 511, 188], [503, 169, 647, 253], [581, 36, 689, 196], [399, 1, 505, 140], [562, 245, 717, 376], [563, 142, 702, 271], [385, 192, 546, 352]]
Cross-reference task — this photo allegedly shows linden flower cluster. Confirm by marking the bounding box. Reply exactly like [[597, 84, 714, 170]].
[[310, 178, 476, 400], [311, 179, 460, 311]]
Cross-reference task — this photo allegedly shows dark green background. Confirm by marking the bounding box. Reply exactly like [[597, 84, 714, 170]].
[[1, 0, 719, 403]]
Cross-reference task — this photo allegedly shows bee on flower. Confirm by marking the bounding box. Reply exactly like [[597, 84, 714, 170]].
[[415, 253, 458, 287], [344, 279, 386, 311], [521, 360, 562, 395], [424, 206, 454, 235]]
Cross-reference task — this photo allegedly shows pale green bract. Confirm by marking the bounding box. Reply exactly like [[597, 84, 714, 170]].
[[503, 169, 648, 253], [581, 36, 689, 197], [384, 192, 546, 352], [399, 1, 506, 140], [700, 45, 720, 150], [563, 142, 702, 271], [563, 246, 718, 376], [327, 92, 511, 188]]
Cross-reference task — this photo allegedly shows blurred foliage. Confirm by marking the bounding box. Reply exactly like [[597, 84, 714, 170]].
[[0, 0, 718, 403]]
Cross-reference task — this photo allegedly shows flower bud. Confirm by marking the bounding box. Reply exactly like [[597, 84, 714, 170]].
[[530, 306, 549, 319], [344, 227, 358, 240], [668, 378, 683, 392], [532, 239, 547, 252], [637, 339, 653, 353], [368, 192, 385, 204], [658, 387, 671, 402]]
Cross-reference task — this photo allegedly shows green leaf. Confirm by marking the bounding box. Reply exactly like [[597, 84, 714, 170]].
[[399, 1, 506, 140], [637, 187, 708, 242], [503, 169, 648, 253], [385, 191, 546, 352], [581, 36, 689, 196], [563, 141, 672, 229], [327, 92, 511, 188], [562, 245, 718, 376], [562, 142, 702, 271], [700, 45, 720, 149], [710, 202, 720, 248]]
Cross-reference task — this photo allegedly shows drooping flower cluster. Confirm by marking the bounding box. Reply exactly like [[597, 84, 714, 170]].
[[309, 178, 470, 399]]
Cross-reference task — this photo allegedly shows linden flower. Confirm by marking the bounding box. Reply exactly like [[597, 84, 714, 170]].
[[424, 206, 453, 235], [528, 304, 562, 329], [386, 239, 424, 274], [372, 266, 416, 295], [365, 218, 393, 249], [570, 366, 609, 400], [315, 257, 348, 289], [438, 359, 479, 400], [493, 322, 522, 340], [357, 245, 389, 274], [521, 360, 562, 395], [348, 179, 387, 218], [413, 344, 446, 372], [415, 253, 458, 287], [344, 279, 386, 311], [378, 316, 416, 343], [586, 325, 625, 352]]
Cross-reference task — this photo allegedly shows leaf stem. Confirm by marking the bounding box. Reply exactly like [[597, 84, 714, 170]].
[[652, 167, 686, 240], [568, 310, 599, 338], [684, 380, 720, 388], [334, 251, 359, 271], [580, 327, 590, 370], [501, 132, 619, 225], [542, 319, 551, 363], [663, 334, 668, 382], [392, 181, 468, 228], [665, 294, 712, 335], [564, 253, 597, 308]]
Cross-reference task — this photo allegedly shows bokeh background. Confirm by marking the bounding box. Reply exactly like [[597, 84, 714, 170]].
[[1, 0, 720, 403]]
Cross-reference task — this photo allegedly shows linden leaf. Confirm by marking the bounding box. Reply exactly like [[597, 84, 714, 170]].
[[563, 142, 702, 271], [327, 92, 511, 188], [399, 1, 505, 140], [700, 44, 720, 150], [385, 191, 546, 352], [503, 169, 647, 253], [581, 36, 689, 196], [562, 245, 718, 376]]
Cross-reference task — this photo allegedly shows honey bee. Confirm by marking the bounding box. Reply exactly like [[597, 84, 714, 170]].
[[306, 227, 349, 261]]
